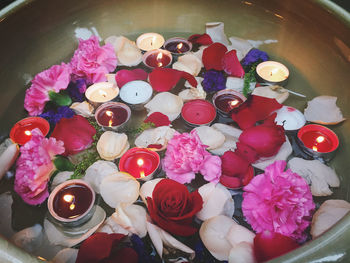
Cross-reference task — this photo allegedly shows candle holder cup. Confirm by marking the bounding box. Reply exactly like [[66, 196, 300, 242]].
[[95, 102, 131, 132]]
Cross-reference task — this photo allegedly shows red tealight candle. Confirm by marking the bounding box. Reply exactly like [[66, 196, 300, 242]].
[[213, 90, 246, 114], [95, 102, 131, 131], [181, 99, 217, 126], [119, 148, 160, 180], [297, 124, 339, 153], [142, 49, 172, 68], [10, 117, 50, 145], [164, 37, 192, 54]]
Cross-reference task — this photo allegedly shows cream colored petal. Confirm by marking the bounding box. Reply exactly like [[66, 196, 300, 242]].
[[52, 248, 78, 263], [194, 126, 225, 150], [97, 216, 130, 235], [139, 178, 163, 205], [145, 92, 183, 121], [252, 86, 289, 104], [227, 36, 254, 61], [135, 126, 176, 149], [228, 242, 256, 263], [0, 142, 19, 181], [97, 131, 129, 161], [206, 22, 229, 46], [172, 53, 202, 76], [105, 36, 142, 66], [226, 224, 255, 247], [70, 101, 94, 117], [210, 123, 242, 156], [51, 171, 73, 191], [11, 224, 43, 253], [100, 172, 140, 208]]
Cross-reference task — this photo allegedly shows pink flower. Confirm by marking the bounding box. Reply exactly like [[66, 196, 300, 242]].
[[14, 128, 65, 205], [242, 160, 315, 242], [70, 36, 117, 84], [24, 63, 71, 116], [162, 130, 221, 184]]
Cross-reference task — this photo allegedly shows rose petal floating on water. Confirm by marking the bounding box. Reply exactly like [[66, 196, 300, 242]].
[[196, 183, 235, 221], [144, 112, 171, 127], [188, 33, 213, 46], [11, 224, 43, 253], [227, 36, 254, 61], [97, 131, 129, 161], [194, 126, 225, 150], [115, 69, 148, 88], [98, 215, 130, 236], [288, 157, 340, 196], [206, 22, 229, 45], [145, 92, 183, 121], [311, 199, 350, 239], [70, 101, 94, 117], [172, 53, 203, 76], [222, 50, 245, 78], [105, 35, 142, 67], [139, 178, 163, 205], [83, 160, 119, 194], [226, 77, 256, 94], [210, 123, 242, 155], [135, 126, 176, 150], [304, 95, 345, 125], [202, 43, 228, 71], [252, 85, 289, 104], [148, 68, 197, 92], [228, 242, 255, 263]]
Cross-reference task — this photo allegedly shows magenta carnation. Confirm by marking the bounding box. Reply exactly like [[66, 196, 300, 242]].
[[70, 35, 117, 84], [162, 130, 221, 184], [24, 63, 71, 116], [242, 160, 314, 242], [14, 128, 65, 205]]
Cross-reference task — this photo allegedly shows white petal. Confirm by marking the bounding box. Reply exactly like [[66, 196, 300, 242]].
[[194, 126, 225, 150], [70, 101, 94, 117], [52, 248, 78, 263], [0, 142, 19, 181], [228, 242, 256, 263], [206, 22, 229, 46], [51, 171, 73, 191], [139, 178, 163, 204], [145, 92, 183, 121], [11, 224, 43, 253]]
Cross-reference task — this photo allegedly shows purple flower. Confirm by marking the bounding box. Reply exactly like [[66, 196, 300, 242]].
[[66, 79, 87, 102], [241, 49, 269, 67], [39, 106, 75, 126], [202, 70, 226, 93]]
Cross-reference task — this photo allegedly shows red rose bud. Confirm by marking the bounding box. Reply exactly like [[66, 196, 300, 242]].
[[239, 123, 285, 158], [149, 68, 197, 92], [221, 150, 250, 176], [147, 179, 203, 236], [144, 112, 171, 127], [254, 230, 300, 262], [202, 42, 228, 71], [235, 141, 260, 163], [188, 33, 213, 46], [220, 165, 254, 189], [76, 233, 138, 263], [222, 50, 245, 78], [51, 115, 96, 156]]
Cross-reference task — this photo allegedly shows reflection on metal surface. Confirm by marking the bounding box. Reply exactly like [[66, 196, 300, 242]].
[[309, 253, 346, 262], [274, 13, 284, 19], [243, 1, 253, 6], [74, 27, 101, 40], [334, 38, 350, 62]]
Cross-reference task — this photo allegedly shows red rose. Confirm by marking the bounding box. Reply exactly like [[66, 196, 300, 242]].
[[51, 115, 96, 156], [147, 179, 203, 236], [76, 233, 138, 263]]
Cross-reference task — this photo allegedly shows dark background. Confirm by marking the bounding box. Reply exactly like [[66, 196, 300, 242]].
[[1, 0, 350, 10]]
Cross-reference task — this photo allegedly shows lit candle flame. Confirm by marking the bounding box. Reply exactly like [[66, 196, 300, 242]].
[[229, 100, 239, 107], [69, 204, 76, 210], [63, 194, 74, 203], [312, 146, 318, 152], [156, 52, 163, 67], [151, 36, 156, 47], [24, 130, 31, 136], [177, 42, 183, 52], [99, 89, 108, 98], [137, 158, 144, 166], [108, 119, 113, 127], [316, 136, 325, 143], [140, 171, 145, 178], [270, 68, 279, 76], [106, 110, 113, 117]]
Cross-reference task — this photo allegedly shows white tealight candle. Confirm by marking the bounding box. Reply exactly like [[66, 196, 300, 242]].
[[136, 33, 165, 52], [256, 61, 289, 86], [85, 82, 119, 106], [119, 80, 153, 109]]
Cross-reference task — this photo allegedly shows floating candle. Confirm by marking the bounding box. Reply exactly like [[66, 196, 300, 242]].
[[164, 37, 192, 54], [119, 147, 160, 181], [95, 102, 131, 131], [181, 99, 217, 126], [142, 49, 172, 68], [136, 33, 165, 52], [10, 117, 50, 145], [48, 179, 95, 226], [119, 80, 153, 109], [85, 82, 119, 106], [256, 61, 289, 86], [212, 89, 246, 115]]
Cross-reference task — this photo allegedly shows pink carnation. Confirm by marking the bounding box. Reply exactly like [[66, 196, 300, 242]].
[[70, 35, 117, 84], [162, 130, 221, 184], [24, 63, 71, 116], [242, 160, 314, 242], [14, 128, 65, 205]]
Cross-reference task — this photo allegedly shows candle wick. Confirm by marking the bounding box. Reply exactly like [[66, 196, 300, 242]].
[[136, 92, 138, 96]]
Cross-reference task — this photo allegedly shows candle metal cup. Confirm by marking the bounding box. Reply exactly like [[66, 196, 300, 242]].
[[136, 33, 165, 52], [255, 61, 289, 86], [297, 124, 339, 161], [85, 82, 119, 108], [95, 102, 131, 131], [163, 37, 192, 55], [47, 179, 96, 228], [10, 117, 50, 145], [119, 147, 161, 181], [142, 49, 172, 69], [181, 99, 217, 127], [119, 80, 153, 111], [212, 89, 246, 117]]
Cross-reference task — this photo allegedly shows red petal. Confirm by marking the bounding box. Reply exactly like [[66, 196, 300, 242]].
[[144, 112, 171, 127], [235, 142, 260, 163], [202, 43, 228, 71], [254, 230, 300, 262], [149, 68, 197, 92], [115, 68, 148, 88], [220, 174, 242, 189], [222, 50, 245, 78], [76, 233, 126, 263], [188, 33, 213, 46], [147, 144, 163, 149], [221, 151, 250, 176], [109, 247, 139, 263]]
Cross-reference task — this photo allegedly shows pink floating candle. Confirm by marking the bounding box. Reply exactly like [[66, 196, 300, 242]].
[[181, 99, 217, 126], [119, 147, 160, 180], [95, 102, 131, 131], [164, 37, 192, 54], [10, 117, 50, 145], [142, 49, 172, 68], [212, 89, 246, 115]]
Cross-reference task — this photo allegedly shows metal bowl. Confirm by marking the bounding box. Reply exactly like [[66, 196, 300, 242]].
[[0, 0, 349, 262]]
